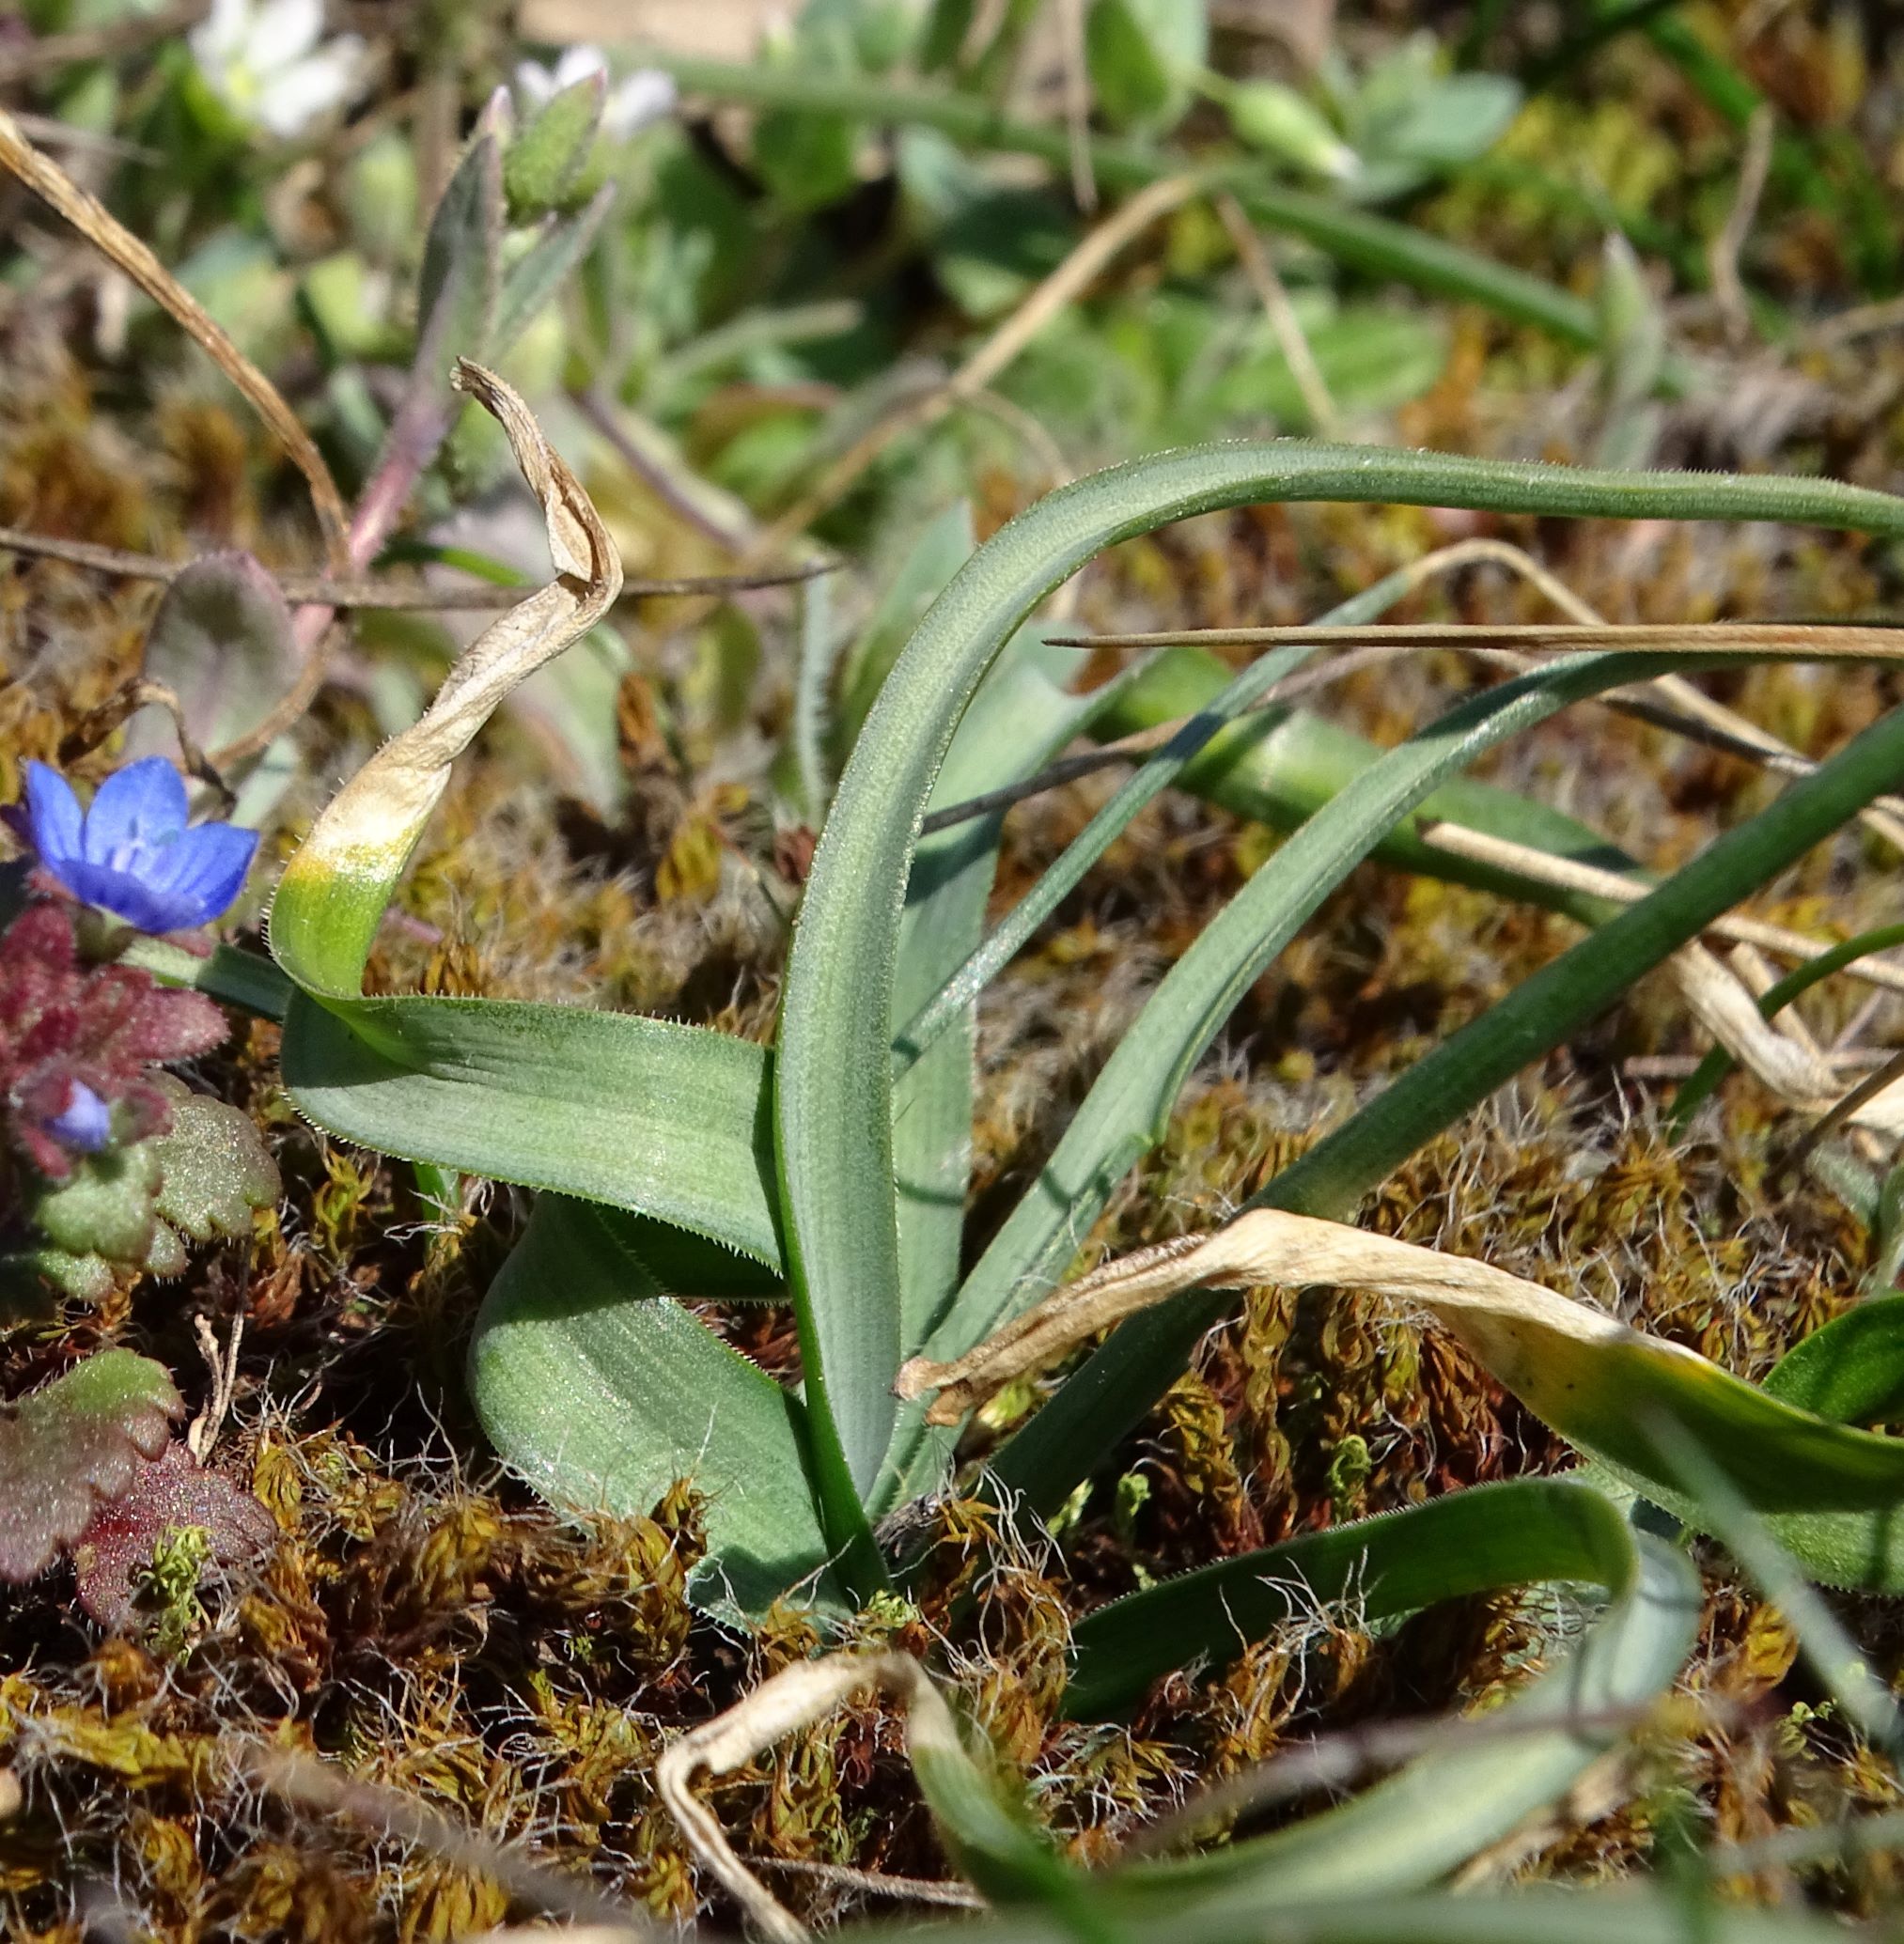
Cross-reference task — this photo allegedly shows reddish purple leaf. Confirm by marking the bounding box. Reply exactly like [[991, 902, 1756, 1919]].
[[0, 1352, 181, 1583], [71, 1439, 277, 1632]]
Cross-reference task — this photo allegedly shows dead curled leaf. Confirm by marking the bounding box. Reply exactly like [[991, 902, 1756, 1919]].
[[894, 1208, 1707, 1427], [274, 358, 623, 944]]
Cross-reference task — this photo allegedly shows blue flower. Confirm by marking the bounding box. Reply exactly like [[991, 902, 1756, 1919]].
[[22, 757, 259, 934], [44, 1079, 113, 1153]]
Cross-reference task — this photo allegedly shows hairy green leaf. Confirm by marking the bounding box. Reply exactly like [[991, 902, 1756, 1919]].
[[415, 132, 503, 375], [148, 1075, 280, 1247], [1764, 1296, 1904, 1428], [503, 72, 604, 221], [0, 1352, 182, 1584]]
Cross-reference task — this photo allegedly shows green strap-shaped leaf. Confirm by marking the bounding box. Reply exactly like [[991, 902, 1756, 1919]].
[[1085, 1482, 1699, 1900], [874, 622, 1096, 1519], [992, 692, 1904, 1537], [470, 1195, 835, 1619], [280, 990, 782, 1265], [780, 440, 1904, 1522], [893, 607, 1094, 1357], [1067, 1478, 1656, 1716], [899, 607, 1402, 1070]]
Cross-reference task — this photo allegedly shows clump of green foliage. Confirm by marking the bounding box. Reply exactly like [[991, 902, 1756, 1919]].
[[7, 2, 1904, 1940]]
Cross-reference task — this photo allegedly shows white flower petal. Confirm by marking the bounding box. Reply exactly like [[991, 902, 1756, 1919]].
[[188, 0, 252, 66], [514, 59, 559, 110], [552, 43, 609, 89], [257, 37, 366, 136], [246, 0, 322, 70], [601, 68, 676, 139]]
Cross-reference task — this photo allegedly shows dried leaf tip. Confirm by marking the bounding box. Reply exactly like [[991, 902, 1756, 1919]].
[[450, 358, 619, 591], [270, 368, 621, 997]]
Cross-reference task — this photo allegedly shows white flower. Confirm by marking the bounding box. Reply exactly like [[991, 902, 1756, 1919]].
[[189, 0, 368, 140], [513, 44, 677, 143]]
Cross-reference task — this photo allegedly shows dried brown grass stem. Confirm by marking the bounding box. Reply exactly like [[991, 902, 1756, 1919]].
[[0, 107, 351, 572]]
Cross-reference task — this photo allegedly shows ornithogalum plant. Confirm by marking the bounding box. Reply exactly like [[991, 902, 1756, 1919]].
[[264, 376, 1904, 1889]]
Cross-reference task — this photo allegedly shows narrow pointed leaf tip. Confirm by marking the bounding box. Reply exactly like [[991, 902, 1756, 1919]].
[[22, 757, 258, 934], [269, 362, 621, 997]]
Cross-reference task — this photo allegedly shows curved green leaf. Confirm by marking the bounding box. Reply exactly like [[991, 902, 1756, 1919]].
[[932, 647, 1708, 1391], [991, 690, 1904, 1528], [781, 437, 1904, 1529], [1091, 1483, 1699, 1901], [470, 1195, 835, 1619], [1082, 642, 1641, 922], [1067, 1478, 1662, 1718]]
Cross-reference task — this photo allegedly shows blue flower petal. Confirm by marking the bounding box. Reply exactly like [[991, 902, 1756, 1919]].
[[45, 1081, 113, 1152], [19, 756, 258, 932], [23, 762, 85, 870], [157, 821, 259, 924], [54, 859, 206, 935], [82, 756, 189, 872]]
